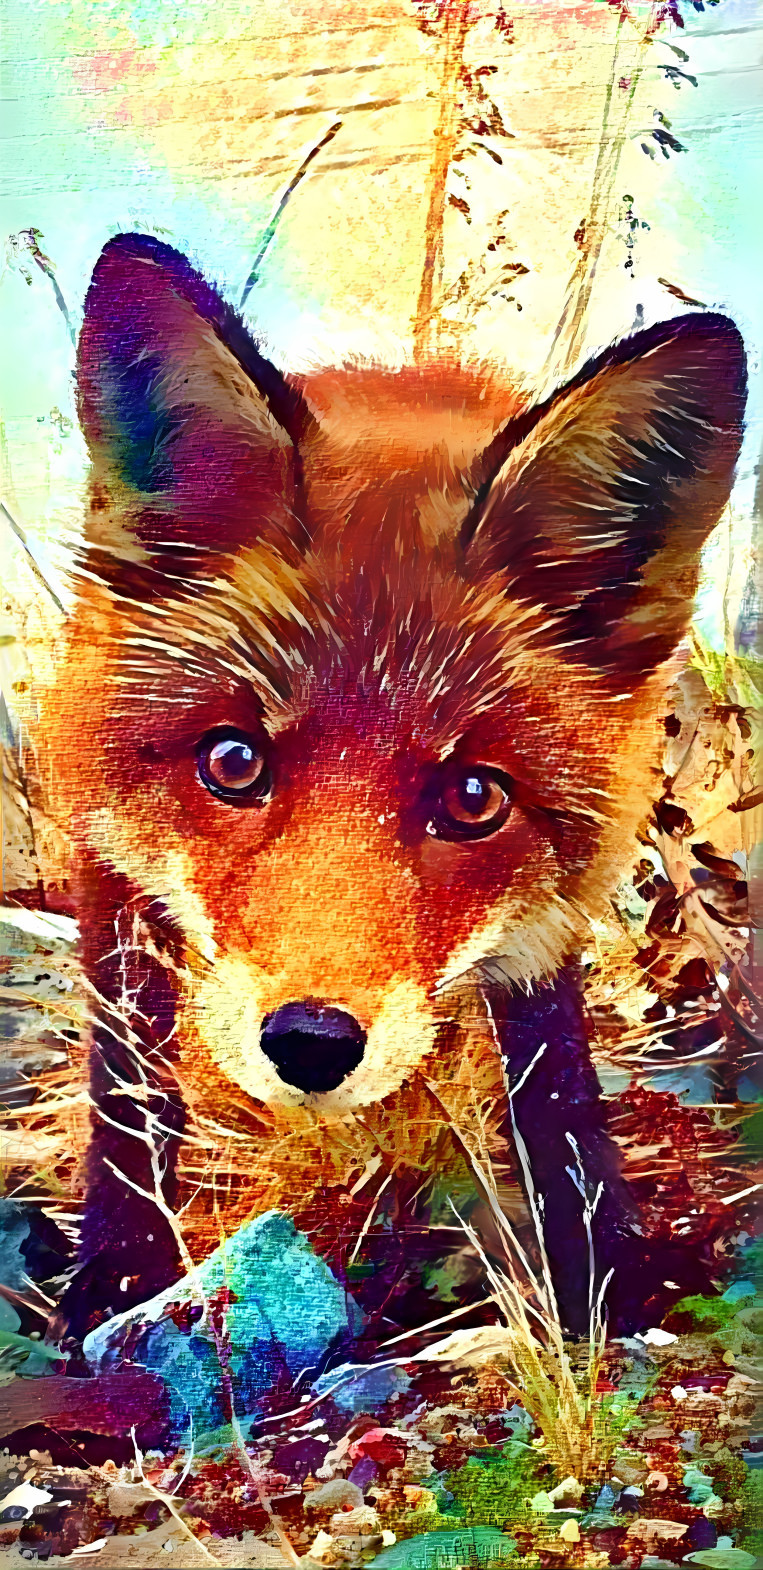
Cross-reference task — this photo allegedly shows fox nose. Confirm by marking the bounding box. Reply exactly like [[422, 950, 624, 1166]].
[[260, 1001, 366, 1094]]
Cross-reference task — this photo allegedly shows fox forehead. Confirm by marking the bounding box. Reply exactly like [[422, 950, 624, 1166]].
[[297, 360, 523, 517], [296, 362, 524, 558]]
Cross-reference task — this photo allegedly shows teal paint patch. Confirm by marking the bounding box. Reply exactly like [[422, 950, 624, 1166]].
[[369, 1528, 518, 1569]]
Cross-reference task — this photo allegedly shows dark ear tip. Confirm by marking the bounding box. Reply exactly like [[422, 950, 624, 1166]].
[[568, 309, 747, 429], [626, 309, 747, 389], [96, 231, 185, 267], [87, 231, 213, 311], [624, 307, 744, 349], [80, 233, 314, 447]]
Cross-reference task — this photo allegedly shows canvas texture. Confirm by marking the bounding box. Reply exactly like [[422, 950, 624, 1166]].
[[0, 2, 760, 1565]]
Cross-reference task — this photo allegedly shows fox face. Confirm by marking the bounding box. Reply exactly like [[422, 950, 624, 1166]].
[[45, 236, 746, 1126]]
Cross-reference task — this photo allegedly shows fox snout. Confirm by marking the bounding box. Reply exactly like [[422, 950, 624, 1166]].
[[260, 1000, 367, 1093]]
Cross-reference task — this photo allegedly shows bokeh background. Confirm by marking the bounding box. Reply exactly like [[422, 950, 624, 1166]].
[[1, 0, 761, 647]]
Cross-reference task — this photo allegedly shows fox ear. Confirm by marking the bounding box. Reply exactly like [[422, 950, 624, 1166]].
[[463, 313, 746, 681], [78, 233, 313, 572]]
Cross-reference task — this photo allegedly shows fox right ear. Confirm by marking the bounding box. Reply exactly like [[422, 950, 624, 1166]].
[[78, 233, 313, 573], [463, 312, 746, 683]]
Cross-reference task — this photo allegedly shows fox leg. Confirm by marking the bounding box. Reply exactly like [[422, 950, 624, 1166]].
[[486, 968, 698, 1336], [53, 872, 186, 1341]]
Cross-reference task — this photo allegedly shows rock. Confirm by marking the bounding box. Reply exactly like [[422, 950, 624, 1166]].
[[304, 1479, 364, 1513], [273, 1436, 332, 1479], [347, 1456, 377, 1490], [83, 1212, 360, 1441], [329, 1506, 380, 1537], [614, 1457, 648, 1485], [687, 1518, 718, 1551], [307, 1529, 336, 1563], [683, 1466, 717, 1505], [645, 1470, 669, 1492], [626, 1518, 688, 1548], [683, 1553, 758, 1569], [548, 1476, 584, 1507]]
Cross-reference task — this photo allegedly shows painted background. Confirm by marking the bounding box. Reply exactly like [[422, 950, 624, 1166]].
[[1, 0, 761, 662]]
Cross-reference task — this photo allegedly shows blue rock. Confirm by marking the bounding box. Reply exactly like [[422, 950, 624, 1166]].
[[0, 1201, 30, 1335], [84, 1211, 361, 1439], [312, 1358, 411, 1414], [721, 1280, 755, 1303], [687, 1518, 718, 1550], [348, 1455, 378, 1489]]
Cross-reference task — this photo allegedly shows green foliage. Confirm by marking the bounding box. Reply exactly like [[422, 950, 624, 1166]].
[[443, 1446, 548, 1531], [671, 1293, 754, 1332], [739, 1106, 763, 1166], [670, 1288, 761, 1361], [598, 1390, 646, 1445], [0, 1331, 64, 1379], [699, 1446, 749, 1503], [690, 634, 763, 709], [739, 1468, 763, 1559]]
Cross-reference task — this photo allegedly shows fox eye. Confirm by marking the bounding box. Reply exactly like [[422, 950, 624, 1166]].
[[428, 766, 512, 841], [196, 727, 270, 804]]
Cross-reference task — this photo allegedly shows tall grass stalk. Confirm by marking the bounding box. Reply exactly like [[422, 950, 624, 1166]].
[[438, 995, 621, 1486]]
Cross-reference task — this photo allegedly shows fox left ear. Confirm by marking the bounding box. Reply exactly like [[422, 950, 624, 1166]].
[[78, 233, 314, 573], [463, 313, 746, 681]]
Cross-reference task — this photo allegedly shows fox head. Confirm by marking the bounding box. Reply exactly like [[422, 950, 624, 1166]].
[[44, 234, 746, 1115]]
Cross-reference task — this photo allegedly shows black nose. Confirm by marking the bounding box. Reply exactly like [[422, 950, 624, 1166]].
[[260, 1002, 366, 1094]]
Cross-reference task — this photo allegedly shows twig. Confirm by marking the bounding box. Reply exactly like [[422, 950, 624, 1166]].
[[131, 1426, 222, 1565], [348, 1163, 398, 1265], [413, 0, 472, 359], [240, 119, 343, 308], [1, 502, 67, 616], [565, 1133, 604, 1330]]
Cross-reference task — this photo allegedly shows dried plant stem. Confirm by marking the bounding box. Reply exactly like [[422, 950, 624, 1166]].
[[544, 7, 652, 382], [131, 1427, 222, 1566], [432, 993, 619, 1485], [239, 119, 343, 310], [413, 0, 472, 360], [450, 1206, 613, 1485]]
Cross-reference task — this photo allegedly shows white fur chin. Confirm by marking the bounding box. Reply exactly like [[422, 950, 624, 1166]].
[[435, 895, 580, 994]]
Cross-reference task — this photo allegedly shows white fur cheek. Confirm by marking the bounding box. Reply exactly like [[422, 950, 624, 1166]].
[[316, 980, 441, 1111], [82, 813, 220, 966], [434, 895, 580, 993], [182, 954, 305, 1107]]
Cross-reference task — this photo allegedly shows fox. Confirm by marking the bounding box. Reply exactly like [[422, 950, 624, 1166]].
[[40, 233, 746, 1347]]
